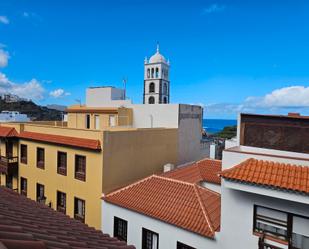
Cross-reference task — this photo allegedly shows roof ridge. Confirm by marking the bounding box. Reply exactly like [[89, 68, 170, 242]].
[[155, 174, 196, 187], [104, 175, 158, 198], [195, 183, 221, 197], [193, 185, 215, 235], [196, 158, 222, 163]]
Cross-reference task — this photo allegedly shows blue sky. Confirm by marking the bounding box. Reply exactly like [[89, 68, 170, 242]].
[[1, 0, 309, 119]]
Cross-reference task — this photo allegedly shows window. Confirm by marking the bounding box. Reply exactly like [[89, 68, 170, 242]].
[[57, 152, 67, 176], [254, 205, 309, 248], [20, 177, 27, 196], [155, 67, 159, 78], [86, 114, 90, 129], [114, 217, 127, 242], [95, 115, 100, 130], [74, 197, 85, 223], [149, 82, 155, 93], [6, 141, 13, 158], [36, 183, 45, 203], [163, 97, 167, 104], [177, 242, 195, 249], [147, 68, 150, 78], [20, 144, 27, 164], [163, 83, 167, 95], [57, 191, 66, 214], [254, 205, 288, 241], [109, 115, 116, 127], [151, 68, 154, 78], [148, 96, 155, 104], [142, 228, 159, 249], [6, 175, 13, 189], [75, 155, 86, 181], [36, 148, 45, 169]]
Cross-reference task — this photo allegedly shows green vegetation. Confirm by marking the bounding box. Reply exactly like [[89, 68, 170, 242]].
[[0, 99, 63, 121], [215, 125, 237, 139]]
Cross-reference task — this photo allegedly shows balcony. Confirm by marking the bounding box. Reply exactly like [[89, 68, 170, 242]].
[[0, 156, 18, 175]]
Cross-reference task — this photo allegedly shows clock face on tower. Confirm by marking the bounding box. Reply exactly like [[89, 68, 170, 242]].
[[143, 45, 170, 104]]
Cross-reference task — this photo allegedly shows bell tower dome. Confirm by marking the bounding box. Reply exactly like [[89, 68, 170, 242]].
[[143, 44, 170, 104]]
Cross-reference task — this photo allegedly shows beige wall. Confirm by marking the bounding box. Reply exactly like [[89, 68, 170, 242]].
[[102, 128, 178, 194], [67, 108, 133, 130]]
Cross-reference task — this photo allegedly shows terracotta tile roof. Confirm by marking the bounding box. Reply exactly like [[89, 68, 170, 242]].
[[104, 175, 221, 238], [0, 187, 135, 249], [162, 158, 222, 185], [18, 131, 101, 151], [220, 158, 309, 194], [0, 126, 18, 138]]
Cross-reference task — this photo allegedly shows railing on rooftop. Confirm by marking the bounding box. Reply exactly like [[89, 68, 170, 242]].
[[0, 156, 18, 175]]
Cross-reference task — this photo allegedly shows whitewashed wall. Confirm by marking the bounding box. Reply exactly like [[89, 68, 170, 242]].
[[130, 104, 179, 128], [86, 87, 132, 107], [219, 182, 309, 249], [102, 201, 218, 249]]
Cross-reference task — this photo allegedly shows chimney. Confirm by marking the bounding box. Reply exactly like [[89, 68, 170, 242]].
[[163, 163, 175, 173]]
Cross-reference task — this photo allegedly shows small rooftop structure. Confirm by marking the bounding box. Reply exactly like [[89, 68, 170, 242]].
[[86, 86, 132, 107], [0, 187, 135, 249]]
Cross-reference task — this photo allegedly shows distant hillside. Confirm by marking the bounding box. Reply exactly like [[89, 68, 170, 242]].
[[215, 125, 237, 139], [0, 99, 63, 121], [47, 104, 67, 112]]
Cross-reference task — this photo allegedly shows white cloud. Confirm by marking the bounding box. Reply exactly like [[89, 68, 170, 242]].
[[0, 16, 9, 24], [23, 12, 29, 18], [245, 86, 309, 108], [0, 73, 45, 100], [0, 49, 9, 68], [49, 88, 71, 98], [205, 85, 309, 118], [203, 4, 226, 14]]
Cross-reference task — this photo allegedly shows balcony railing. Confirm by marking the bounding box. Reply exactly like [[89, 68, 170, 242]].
[[57, 166, 67, 176], [75, 171, 86, 181], [74, 213, 85, 223], [57, 206, 66, 214], [258, 235, 285, 249], [0, 156, 18, 175]]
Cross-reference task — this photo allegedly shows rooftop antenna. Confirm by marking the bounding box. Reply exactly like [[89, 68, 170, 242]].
[[75, 99, 81, 106], [122, 77, 127, 99]]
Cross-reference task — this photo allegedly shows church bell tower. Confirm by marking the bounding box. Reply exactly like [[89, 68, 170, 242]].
[[143, 44, 170, 104]]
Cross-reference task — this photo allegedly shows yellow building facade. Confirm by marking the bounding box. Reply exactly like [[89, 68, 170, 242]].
[[0, 106, 178, 229]]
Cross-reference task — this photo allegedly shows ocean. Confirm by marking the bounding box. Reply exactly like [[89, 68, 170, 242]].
[[203, 119, 237, 134]]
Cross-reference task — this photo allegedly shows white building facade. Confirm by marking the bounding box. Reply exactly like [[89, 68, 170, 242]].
[[219, 113, 309, 249], [0, 111, 30, 122], [102, 202, 218, 249]]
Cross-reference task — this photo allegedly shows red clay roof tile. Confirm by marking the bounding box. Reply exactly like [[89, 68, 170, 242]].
[[0, 187, 134, 249], [220, 158, 309, 194], [161, 158, 222, 185], [18, 131, 101, 151], [0, 126, 18, 138], [104, 175, 221, 238]]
